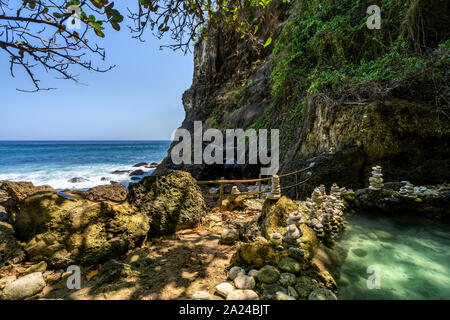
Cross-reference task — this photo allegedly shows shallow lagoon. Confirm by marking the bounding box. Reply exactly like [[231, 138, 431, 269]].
[[334, 214, 450, 299]]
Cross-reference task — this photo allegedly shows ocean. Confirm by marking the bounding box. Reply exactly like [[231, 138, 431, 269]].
[[0, 141, 171, 190]]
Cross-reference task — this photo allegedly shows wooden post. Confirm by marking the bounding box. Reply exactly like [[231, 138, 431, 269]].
[[295, 172, 299, 200], [219, 177, 225, 212], [258, 174, 262, 199]]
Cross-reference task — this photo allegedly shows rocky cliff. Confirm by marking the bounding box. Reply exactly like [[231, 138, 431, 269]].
[[155, 0, 450, 198]]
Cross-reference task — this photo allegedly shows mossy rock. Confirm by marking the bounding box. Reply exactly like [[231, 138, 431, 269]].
[[128, 171, 207, 237], [258, 196, 298, 239], [0, 222, 25, 267], [230, 241, 287, 269], [14, 193, 149, 268]]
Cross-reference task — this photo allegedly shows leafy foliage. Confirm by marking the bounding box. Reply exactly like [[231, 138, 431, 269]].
[[271, 0, 449, 111]]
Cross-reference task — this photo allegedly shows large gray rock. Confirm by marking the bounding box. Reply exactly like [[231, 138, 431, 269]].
[[128, 171, 207, 236], [1, 272, 46, 300]]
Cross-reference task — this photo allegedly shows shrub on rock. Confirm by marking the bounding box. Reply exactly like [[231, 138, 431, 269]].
[[128, 170, 207, 237]]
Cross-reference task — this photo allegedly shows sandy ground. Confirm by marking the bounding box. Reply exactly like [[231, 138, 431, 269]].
[[38, 206, 262, 300]]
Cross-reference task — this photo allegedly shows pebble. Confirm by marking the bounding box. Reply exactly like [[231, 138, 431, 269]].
[[276, 291, 296, 300], [191, 291, 213, 300], [257, 265, 280, 284], [215, 282, 234, 297], [226, 290, 259, 300], [234, 274, 255, 290], [279, 273, 296, 287], [278, 257, 301, 273], [229, 266, 246, 280]]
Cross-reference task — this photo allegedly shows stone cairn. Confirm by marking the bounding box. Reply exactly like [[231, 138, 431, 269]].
[[306, 184, 349, 239], [283, 224, 302, 244], [270, 232, 282, 246], [287, 211, 304, 226], [268, 175, 281, 199], [399, 181, 415, 198], [369, 165, 384, 190]]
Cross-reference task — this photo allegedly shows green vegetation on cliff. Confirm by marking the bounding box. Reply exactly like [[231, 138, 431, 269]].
[[252, 0, 449, 151]]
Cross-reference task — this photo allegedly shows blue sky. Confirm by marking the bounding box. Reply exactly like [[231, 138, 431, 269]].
[[0, 6, 193, 140]]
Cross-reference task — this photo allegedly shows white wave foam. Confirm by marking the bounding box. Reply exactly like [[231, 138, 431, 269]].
[[0, 164, 155, 190]]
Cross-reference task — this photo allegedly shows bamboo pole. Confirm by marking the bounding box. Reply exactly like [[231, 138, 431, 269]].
[[219, 177, 224, 212], [258, 174, 262, 199]]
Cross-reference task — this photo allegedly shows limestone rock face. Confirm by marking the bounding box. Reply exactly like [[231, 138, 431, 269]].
[[1, 272, 46, 300], [128, 171, 207, 236], [14, 193, 149, 268], [259, 196, 298, 239], [0, 222, 25, 267], [0, 181, 56, 218], [86, 184, 128, 202]]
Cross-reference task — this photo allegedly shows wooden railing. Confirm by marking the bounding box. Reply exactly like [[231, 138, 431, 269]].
[[197, 167, 312, 210]]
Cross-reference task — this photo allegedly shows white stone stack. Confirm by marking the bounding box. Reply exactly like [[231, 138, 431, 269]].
[[283, 224, 302, 243], [399, 181, 415, 198], [270, 232, 282, 245], [369, 165, 384, 190], [287, 211, 304, 226], [269, 175, 281, 199]]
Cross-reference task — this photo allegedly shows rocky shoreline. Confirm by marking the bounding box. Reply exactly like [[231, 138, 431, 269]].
[[1, 166, 449, 300]]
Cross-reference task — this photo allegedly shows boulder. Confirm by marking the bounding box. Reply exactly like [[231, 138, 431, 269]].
[[354, 187, 450, 219], [68, 177, 89, 183], [133, 162, 148, 168], [257, 265, 280, 284], [128, 171, 207, 237], [220, 228, 238, 245], [111, 170, 132, 175], [0, 181, 55, 214], [14, 192, 149, 268], [258, 196, 298, 239], [147, 162, 159, 168], [86, 184, 128, 202], [1, 272, 46, 300], [0, 222, 25, 267], [230, 241, 286, 268], [226, 290, 259, 300], [129, 170, 145, 177]]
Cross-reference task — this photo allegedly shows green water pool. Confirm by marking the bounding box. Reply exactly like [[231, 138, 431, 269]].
[[334, 214, 450, 300]]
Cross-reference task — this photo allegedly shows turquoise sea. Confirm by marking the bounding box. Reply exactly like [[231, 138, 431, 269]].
[[0, 141, 171, 190]]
